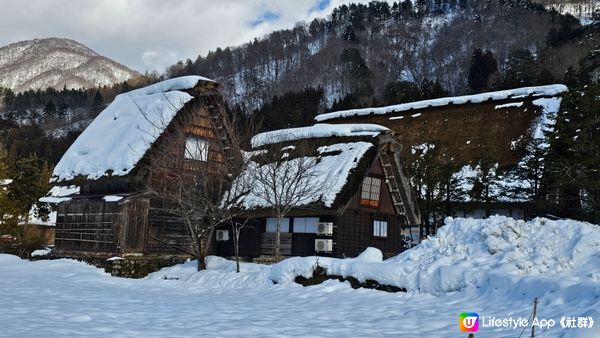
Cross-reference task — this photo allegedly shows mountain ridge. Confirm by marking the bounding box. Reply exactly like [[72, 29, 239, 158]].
[[0, 37, 139, 92]]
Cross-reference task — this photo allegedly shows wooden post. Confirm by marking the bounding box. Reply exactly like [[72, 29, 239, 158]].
[[531, 297, 539, 337]]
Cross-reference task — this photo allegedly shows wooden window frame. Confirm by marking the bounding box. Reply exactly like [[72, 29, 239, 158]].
[[373, 220, 388, 238], [184, 135, 209, 162], [360, 176, 382, 208]]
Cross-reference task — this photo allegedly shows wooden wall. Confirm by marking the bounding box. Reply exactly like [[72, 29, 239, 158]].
[[55, 197, 206, 258], [146, 207, 194, 256], [334, 211, 401, 258], [55, 200, 119, 254], [334, 157, 405, 258]]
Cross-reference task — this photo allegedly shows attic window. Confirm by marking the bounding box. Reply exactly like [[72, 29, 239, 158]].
[[184, 136, 208, 161], [360, 176, 381, 207]]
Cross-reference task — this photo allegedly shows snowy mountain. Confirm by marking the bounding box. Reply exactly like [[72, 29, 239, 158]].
[[0, 38, 139, 92]]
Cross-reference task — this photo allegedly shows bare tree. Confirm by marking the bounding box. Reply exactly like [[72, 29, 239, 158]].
[[231, 218, 253, 273], [139, 92, 256, 270], [245, 139, 325, 261]]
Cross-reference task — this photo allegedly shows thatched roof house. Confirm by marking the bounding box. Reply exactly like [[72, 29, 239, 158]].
[[314, 85, 569, 223], [219, 124, 421, 259], [50, 75, 227, 257]]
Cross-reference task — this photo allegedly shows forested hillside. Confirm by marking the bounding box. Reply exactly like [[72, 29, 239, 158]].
[[167, 0, 598, 115]]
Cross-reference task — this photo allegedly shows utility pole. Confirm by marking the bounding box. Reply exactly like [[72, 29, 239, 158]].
[[531, 297, 539, 337]]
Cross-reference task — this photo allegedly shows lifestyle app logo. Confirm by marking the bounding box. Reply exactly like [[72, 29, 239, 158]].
[[460, 312, 479, 332]]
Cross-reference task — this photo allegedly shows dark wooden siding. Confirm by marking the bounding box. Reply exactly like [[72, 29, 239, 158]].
[[334, 211, 401, 258], [117, 199, 150, 253], [55, 200, 119, 254], [215, 219, 263, 258], [333, 159, 405, 258], [145, 208, 195, 256]]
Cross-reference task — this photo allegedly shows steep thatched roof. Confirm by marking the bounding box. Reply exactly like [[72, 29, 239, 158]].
[[52, 76, 214, 183], [231, 124, 393, 213]]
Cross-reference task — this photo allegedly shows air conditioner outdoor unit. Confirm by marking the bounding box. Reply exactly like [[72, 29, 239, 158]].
[[315, 239, 333, 253], [216, 229, 230, 242], [316, 222, 334, 236]]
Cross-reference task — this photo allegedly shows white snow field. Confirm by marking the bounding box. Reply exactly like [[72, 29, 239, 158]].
[[1, 216, 599, 337]]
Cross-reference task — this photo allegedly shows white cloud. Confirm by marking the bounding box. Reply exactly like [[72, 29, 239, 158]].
[[0, 0, 385, 73]]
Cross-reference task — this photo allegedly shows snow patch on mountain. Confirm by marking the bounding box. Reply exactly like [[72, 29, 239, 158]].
[[0, 38, 139, 92]]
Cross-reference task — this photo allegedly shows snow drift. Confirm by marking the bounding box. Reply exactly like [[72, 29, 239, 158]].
[[152, 216, 600, 296]]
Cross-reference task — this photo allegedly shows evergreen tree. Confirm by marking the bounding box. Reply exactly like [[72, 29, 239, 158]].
[[545, 84, 600, 222], [43, 100, 56, 117], [0, 145, 19, 237], [340, 48, 374, 102], [502, 49, 540, 89], [383, 80, 421, 105], [7, 155, 47, 219], [468, 49, 498, 93], [420, 79, 449, 100], [92, 90, 104, 114]]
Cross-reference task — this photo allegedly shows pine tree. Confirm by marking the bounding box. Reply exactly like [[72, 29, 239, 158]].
[[340, 48, 373, 102], [545, 84, 600, 222], [503, 49, 540, 89], [0, 145, 19, 237], [468, 49, 498, 93], [383, 81, 421, 105], [8, 155, 47, 219], [43, 100, 56, 117], [92, 90, 104, 114]]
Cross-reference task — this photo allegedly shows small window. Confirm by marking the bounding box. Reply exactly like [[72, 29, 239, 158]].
[[184, 136, 209, 161], [373, 220, 388, 237], [360, 176, 382, 207], [266, 218, 290, 233], [292, 217, 319, 233]]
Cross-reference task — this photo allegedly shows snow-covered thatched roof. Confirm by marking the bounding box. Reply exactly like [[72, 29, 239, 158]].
[[315, 84, 568, 122], [51, 75, 213, 183], [251, 124, 389, 148], [232, 124, 390, 211]]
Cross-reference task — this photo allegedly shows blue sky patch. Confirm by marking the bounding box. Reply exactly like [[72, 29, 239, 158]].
[[249, 10, 280, 27], [311, 0, 331, 12]]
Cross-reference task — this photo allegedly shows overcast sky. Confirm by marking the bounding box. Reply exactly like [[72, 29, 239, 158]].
[[0, 0, 380, 73]]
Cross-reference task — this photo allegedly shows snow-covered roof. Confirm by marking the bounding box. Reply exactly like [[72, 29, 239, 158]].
[[444, 97, 563, 203], [315, 84, 568, 122], [251, 124, 389, 148], [51, 75, 213, 182], [39, 185, 79, 203], [235, 123, 391, 210], [234, 141, 375, 210]]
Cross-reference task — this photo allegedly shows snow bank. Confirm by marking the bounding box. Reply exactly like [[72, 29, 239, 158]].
[[31, 248, 51, 257], [152, 216, 600, 301], [387, 216, 600, 294], [250, 123, 388, 148], [315, 84, 568, 122], [52, 76, 211, 182], [147, 257, 274, 290]]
